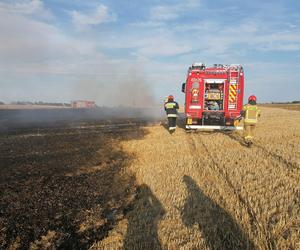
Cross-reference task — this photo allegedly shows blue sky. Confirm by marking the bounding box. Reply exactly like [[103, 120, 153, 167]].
[[0, 0, 300, 105]]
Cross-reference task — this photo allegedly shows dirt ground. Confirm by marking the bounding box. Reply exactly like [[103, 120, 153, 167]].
[[95, 107, 300, 250]]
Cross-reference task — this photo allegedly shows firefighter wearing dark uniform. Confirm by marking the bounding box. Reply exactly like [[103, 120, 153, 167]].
[[164, 95, 179, 132], [241, 95, 261, 145]]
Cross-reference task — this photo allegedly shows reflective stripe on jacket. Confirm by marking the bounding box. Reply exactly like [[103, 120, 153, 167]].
[[164, 101, 179, 117], [167, 114, 177, 117], [243, 104, 260, 124]]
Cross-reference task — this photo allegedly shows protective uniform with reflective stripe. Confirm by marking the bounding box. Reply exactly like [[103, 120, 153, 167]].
[[243, 104, 261, 124], [164, 101, 179, 117]]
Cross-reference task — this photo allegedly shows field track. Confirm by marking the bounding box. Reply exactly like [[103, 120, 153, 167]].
[[97, 107, 300, 249]]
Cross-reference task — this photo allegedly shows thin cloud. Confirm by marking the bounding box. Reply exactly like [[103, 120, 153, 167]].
[[71, 4, 116, 30], [150, 5, 180, 21], [0, 0, 52, 19], [149, 0, 201, 21], [137, 37, 191, 57], [0, 15, 95, 58]]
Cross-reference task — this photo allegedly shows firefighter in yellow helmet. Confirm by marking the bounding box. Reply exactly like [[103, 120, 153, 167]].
[[164, 95, 179, 133], [241, 95, 261, 146]]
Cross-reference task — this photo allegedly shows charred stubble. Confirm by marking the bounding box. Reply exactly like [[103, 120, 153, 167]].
[[0, 121, 146, 249]]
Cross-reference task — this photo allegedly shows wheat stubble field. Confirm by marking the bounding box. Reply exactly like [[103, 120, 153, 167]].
[[96, 107, 300, 250]]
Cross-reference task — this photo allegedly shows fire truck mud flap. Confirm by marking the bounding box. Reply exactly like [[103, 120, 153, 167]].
[[186, 125, 243, 131]]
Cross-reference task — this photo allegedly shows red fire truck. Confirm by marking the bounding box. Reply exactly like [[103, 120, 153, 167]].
[[181, 63, 244, 130], [71, 100, 96, 109]]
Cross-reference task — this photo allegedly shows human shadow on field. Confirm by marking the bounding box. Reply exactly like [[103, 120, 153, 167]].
[[124, 184, 165, 250], [176, 112, 186, 129], [160, 119, 171, 133], [181, 175, 255, 250]]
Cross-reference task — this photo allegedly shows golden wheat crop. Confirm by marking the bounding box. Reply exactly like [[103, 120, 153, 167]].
[[93, 107, 300, 250]]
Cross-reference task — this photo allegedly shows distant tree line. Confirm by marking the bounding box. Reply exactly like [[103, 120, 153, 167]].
[[271, 101, 300, 104], [9, 101, 71, 107]]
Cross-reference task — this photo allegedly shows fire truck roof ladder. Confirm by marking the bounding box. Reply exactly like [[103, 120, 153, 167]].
[[229, 67, 239, 85]]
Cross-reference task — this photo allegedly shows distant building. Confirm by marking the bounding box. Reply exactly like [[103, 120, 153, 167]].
[[71, 100, 96, 109]]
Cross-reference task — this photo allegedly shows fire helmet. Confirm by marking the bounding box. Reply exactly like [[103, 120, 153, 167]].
[[248, 95, 257, 102], [168, 95, 174, 101]]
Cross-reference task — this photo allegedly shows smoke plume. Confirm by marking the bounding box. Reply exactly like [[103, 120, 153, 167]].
[[73, 65, 157, 107]]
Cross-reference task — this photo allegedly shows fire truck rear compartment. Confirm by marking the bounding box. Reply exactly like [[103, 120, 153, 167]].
[[203, 81, 226, 125], [204, 82, 224, 111]]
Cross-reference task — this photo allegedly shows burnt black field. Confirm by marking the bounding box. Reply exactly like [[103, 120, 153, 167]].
[[0, 107, 163, 133], [0, 108, 162, 249]]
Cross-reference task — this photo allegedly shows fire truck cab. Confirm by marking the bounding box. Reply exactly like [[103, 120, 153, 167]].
[[182, 63, 244, 130]]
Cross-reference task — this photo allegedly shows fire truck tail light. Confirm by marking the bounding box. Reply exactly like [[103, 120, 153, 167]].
[[192, 91, 199, 103]]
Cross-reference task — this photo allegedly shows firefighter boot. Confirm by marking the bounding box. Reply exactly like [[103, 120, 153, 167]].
[[169, 126, 176, 134], [244, 136, 253, 147]]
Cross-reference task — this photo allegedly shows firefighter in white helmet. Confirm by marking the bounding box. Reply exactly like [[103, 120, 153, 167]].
[[241, 95, 261, 146], [164, 95, 179, 133]]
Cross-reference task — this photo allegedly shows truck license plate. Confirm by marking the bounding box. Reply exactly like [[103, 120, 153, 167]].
[[187, 118, 192, 124]]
